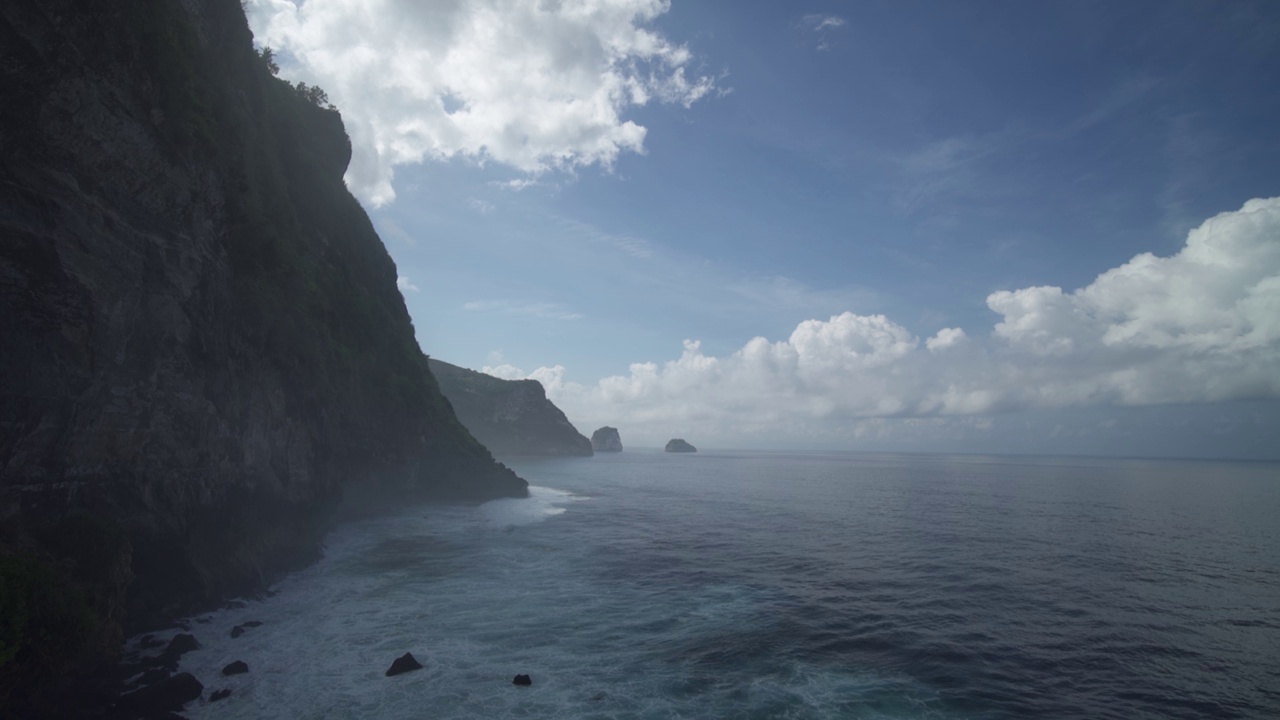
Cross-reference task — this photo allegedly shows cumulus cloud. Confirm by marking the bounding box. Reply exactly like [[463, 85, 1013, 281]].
[[247, 0, 717, 206], [926, 327, 967, 352], [490, 198, 1280, 442], [396, 275, 420, 293]]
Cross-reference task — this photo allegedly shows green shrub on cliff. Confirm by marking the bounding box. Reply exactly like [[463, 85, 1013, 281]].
[[0, 553, 98, 671]]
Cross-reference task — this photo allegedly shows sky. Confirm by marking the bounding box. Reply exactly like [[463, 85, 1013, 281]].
[[246, 0, 1280, 458]]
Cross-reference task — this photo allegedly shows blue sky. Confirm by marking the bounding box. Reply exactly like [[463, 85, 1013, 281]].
[[248, 0, 1280, 457]]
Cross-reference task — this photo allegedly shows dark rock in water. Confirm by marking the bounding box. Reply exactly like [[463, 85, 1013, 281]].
[[138, 635, 163, 650], [210, 689, 233, 702], [222, 660, 249, 676], [230, 625, 245, 638], [386, 652, 424, 677], [513, 674, 533, 686], [429, 359, 594, 457], [591, 427, 623, 452], [165, 634, 200, 657], [241, 620, 264, 628], [665, 438, 697, 453], [116, 672, 204, 714]]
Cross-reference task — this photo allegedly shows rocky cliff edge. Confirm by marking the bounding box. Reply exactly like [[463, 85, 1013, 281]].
[[0, 0, 525, 710]]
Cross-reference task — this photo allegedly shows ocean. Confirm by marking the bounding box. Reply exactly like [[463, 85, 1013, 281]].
[[142, 451, 1280, 719]]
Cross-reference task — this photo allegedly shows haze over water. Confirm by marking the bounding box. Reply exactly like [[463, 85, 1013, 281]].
[[157, 451, 1279, 719]]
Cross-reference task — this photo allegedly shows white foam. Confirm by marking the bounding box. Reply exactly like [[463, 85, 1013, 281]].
[[478, 485, 587, 529]]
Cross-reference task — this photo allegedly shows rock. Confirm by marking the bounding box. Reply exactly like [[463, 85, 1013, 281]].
[[0, 0, 529, 649], [591, 427, 623, 452], [222, 660, 249, 676], [0, 0, 533, 713], [116, 672, 204, 714], [385, 652, 424, 677], [513, 674, 532, 686], [146, 633, 199, 669], [230, 626, 245, 638], [665, 438, 697, 453], [165, 634, 200, 658], [429, 359, 594, 457], [240, 620, 264, 628], [138, 635, 163, 650], [210, 689, 232, 702]]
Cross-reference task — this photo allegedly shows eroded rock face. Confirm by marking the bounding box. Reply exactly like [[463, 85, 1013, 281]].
[[0, 0, 526, 703], [429, 359, 593, 457], [665, 438, 697, 453], [591, 427, 623, 452]]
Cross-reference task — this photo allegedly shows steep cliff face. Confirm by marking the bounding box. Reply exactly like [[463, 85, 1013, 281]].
[[591, 427, 623, 452], [0, 0, 525, 688], [428, 360, 593, 457]]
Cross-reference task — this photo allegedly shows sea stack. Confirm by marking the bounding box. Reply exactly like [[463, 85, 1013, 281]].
[[665, 438, 697, 453], [591, 427, 624, 452]]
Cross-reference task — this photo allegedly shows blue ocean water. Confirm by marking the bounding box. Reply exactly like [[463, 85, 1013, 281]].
[[147, 451, 1280, 719]]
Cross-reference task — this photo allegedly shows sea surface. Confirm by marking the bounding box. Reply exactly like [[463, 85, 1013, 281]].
[[140, 451, 1280, 719]]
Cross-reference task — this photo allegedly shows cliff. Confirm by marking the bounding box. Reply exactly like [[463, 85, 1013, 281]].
[[0, 0, 524, 709], [428, 360, 593, 457], [591, 427, 623, 452]]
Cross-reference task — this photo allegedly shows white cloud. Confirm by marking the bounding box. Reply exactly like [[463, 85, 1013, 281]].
[[467, 198, 496, 214], [247, 0, 717, 206], [482, 363, 528, 381], [463, 299, 584, 321], [550, 214, 653, 258], [801, 14, 846, 31], [926, 327, 967, 352], [396, 275, 420, 293], [492, 198, 1280, 443], [799, 13, 847, 51]]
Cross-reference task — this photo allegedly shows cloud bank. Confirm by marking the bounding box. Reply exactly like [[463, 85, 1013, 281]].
[[247, 0, 716, 206], [484, 198, 1280, 442]]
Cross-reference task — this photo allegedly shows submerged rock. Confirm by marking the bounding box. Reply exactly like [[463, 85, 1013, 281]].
[[665, 438, 697, 453], [210, 689, 232, 702], [116, 672, 203, 714], [513, 674, 532, 686], [222, 660, 249, 676], [386, 652, 424, 677], [591, 427, 623, 452]]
